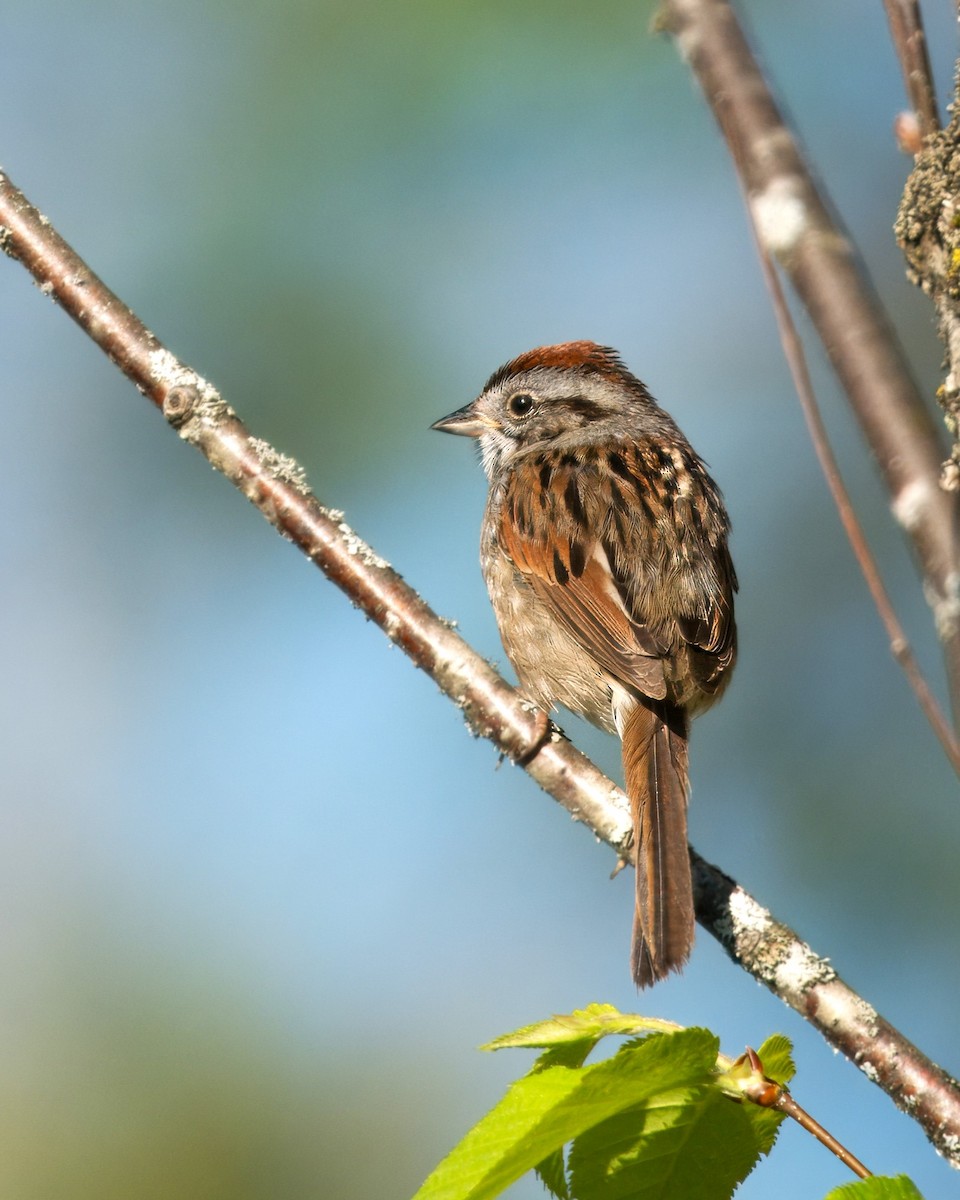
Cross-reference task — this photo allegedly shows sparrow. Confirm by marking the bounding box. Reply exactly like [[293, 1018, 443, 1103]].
[[433, 341, 736, 986]]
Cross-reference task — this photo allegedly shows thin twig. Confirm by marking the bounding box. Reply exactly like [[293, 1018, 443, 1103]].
[[728, 1047, 871, 1179], [2, 167, 960, 1164], [776, 1093, 871, 1181], [657, 0, 960, 728], [747, 204, 960, 776], [883, 0, 941, 139]]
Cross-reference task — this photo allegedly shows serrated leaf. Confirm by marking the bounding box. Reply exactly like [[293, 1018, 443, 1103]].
[[568, 1076, 782, 1200], [752, 1034, 795, 1087], [482, 1005, 680, 1053], [413, 1028, 718, 1200], [535, 1147, 569, 1200], [823, 1175, 924, 1199], [533, 1040, 597, 1074], [735, 1090, 783, 1161]]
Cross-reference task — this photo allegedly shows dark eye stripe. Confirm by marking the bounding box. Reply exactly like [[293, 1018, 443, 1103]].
[[564, 395, 603, 419]]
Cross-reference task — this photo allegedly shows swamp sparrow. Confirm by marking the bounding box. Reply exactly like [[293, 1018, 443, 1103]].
[[433, 342, 737, 986]]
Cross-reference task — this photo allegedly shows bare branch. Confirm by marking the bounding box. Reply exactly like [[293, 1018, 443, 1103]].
[[746, 186, 960, 776], [657, 0, 960, 724], [883, 0, 941, 139], [2, 167, 959, 1161], [695, 857, 960, 1167]]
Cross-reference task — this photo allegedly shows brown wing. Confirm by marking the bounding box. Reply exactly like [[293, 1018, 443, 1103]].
[[498, 451, 668, 701], [498, 441, 736, 702], [677, 541, 737, 695], [602, 440, 736, 696]]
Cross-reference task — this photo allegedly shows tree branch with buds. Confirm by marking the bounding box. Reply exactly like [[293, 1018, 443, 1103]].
[[2, 167, 959, 1165]]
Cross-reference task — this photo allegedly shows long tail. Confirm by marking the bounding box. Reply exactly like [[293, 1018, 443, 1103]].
[[621, 703, 693, 987]]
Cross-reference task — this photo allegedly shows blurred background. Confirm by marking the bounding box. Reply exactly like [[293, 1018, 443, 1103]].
[[2, 1, 958, 1195]]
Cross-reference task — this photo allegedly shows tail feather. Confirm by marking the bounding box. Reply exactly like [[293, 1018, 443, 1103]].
[[621, 703, 693, 987]]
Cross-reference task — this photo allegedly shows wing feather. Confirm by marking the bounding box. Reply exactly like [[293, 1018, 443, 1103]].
[[497, 442, 735, 703]]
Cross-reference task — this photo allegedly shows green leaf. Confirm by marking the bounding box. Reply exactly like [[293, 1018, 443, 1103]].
[[568, 1078, 782, 1200], [752, 1034, 796, 1087], [413, 1028, 718, 1200], [535, 1147, 570, 1200], [486, 1005, 686, 1076], [482, 1005, 680, 1053], [532, 1037, 599, 1075], [417, 1011, 796, 1200], [823, 1175, 925, 1199]]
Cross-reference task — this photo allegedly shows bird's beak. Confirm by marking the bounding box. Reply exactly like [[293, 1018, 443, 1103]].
[[431, 402, 491, 438]]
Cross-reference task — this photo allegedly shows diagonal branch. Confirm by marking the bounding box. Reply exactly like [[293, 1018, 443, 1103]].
[[745, 177, 960, 776], [883, 0, 940, 139], [2, 167, 959, 1163], [657, 0, 960, 727]]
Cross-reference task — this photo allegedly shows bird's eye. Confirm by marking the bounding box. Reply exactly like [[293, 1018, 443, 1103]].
[[508, 393, 534, 417]]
